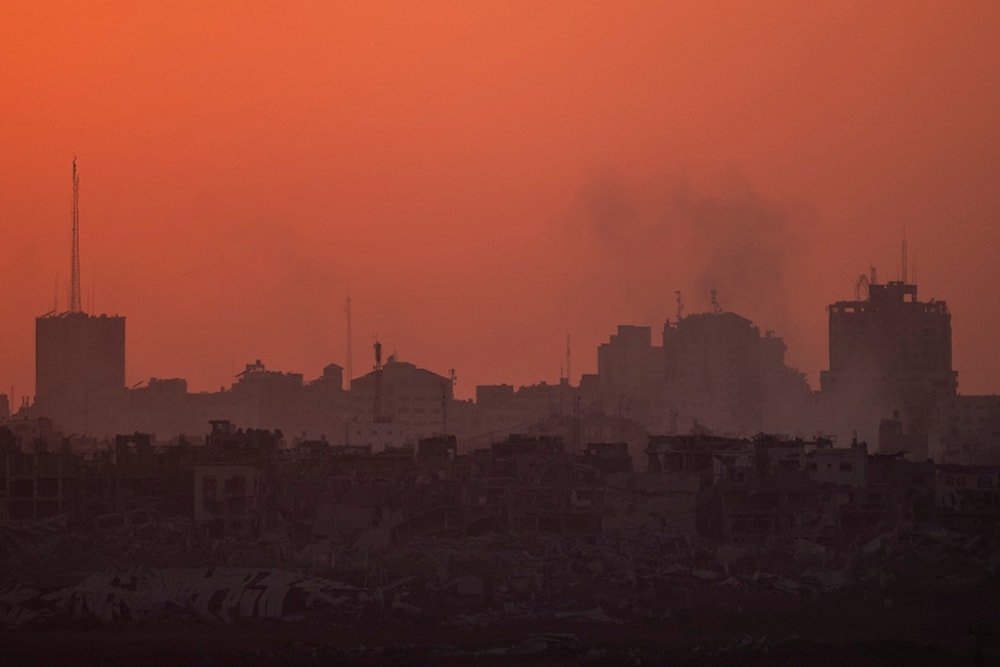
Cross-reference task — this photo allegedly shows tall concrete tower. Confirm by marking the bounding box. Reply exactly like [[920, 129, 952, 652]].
[[34, 160, 126, 435], [820, 278, 956, 452]]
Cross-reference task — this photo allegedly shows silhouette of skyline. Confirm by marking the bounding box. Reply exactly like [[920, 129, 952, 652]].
[[1, 3, 999, 406], [2, 5, 999, 663]]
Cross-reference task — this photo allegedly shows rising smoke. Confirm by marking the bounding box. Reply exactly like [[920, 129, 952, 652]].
[[567, 168, 807, 341]]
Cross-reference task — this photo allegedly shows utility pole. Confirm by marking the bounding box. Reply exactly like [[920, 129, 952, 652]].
[[70, 158, 81, 314], [901, 231, 908, 284], [373, 337, 382, 420], [566, 334, 572, 386], [344, 294, 353, 391]]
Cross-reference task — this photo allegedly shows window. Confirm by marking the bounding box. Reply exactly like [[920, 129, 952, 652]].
[[203, 476, 217, 502], [839, 462, 853, 472], [225, 476, 246, 495]]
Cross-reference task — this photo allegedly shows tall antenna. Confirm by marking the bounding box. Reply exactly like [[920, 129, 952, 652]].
[[344, 292, 352, 390], [901, 231, 908, 284], [70, 158, 82, 313], [565, 334, 572, 386], [373, 337, 382, 420], [674, 290, 684, 321]]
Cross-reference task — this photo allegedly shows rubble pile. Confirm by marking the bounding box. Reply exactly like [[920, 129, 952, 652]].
[[0, 512, 306, 579], [0, 567, 361, 628], [1, 513, 996, 631]]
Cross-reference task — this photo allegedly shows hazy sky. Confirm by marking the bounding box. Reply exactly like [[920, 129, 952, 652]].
[[2, 1, 998, 402]]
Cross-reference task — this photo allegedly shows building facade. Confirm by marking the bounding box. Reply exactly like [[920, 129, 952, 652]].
[[35, 312, 126, 436], [820, 280, 957, 447]]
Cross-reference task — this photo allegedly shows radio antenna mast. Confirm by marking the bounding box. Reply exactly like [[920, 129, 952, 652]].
[[70, 158, 82, 313]]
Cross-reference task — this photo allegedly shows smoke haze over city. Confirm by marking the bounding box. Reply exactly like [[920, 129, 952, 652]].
[[2, 2, 999, 401], [2, 4, 1000, 664]]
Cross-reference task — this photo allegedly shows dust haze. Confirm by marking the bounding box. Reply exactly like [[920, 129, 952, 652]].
[[564, 168, 807, 349]]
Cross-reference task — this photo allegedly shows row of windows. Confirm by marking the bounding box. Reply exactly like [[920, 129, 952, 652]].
[[941, 475, 995, 489], [805, 462, 854, 472]]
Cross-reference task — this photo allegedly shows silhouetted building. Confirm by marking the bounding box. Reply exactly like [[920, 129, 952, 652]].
[[1, 449, 80, 521], [231, 359, 306, 429], [589, 313, 810, 437], [661, 313, 811, 436], [930, 395, 1000, 465], [820, 279, 957, 446], [663, 313, 763, 433], [597, 325, 662, 397], [35, 312, 126, 436], [350, 358, 454, 444]]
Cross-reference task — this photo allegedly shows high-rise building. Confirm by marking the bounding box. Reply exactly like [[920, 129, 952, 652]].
[[663, 312, 761, 432], [32, 159, 127, 436], [597, 325, 661, 397], [35, 312, 126, 435], [820, 279, 957, 450], [591, 313, 810, 436]]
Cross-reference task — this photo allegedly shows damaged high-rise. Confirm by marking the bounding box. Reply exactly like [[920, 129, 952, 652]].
[[820, 276, 957, 453]]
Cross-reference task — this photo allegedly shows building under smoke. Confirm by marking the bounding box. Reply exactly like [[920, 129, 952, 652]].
[[662, 311, 812, 435], [820, 278, 957, 452], [591, 308, 811, 437]]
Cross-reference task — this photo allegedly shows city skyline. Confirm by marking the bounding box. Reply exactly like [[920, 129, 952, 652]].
[[2, 2, 999, 403], [2, 5, 999, 660]]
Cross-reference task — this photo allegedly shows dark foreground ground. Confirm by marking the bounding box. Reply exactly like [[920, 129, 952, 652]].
[[2, 582, 996, 667], [4, 520, 998, 665]]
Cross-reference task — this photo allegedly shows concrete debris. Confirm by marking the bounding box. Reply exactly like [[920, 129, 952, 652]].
[[1, 568, 359, 628], [1, 506, 996, 630], [793, 538, 828, 560], [862, 532, 895, 555], [552, 607, 613, 623], [473, 633, 581, 657]]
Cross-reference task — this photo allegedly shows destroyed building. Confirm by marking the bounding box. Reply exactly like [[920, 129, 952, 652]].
[[928, 394, 1000, 465], [467, 435, 604, 533]]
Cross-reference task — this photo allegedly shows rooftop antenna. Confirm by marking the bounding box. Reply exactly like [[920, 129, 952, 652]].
[[442, 378, 449, 435], [710, 288, 722, 314], [70, 158, 82, 313], [854, 272, 870, 301], [674, 290, 684, 321], [373, 336, 382, 420], [565, 334, 572, 386], [901, 230, 908, 284], [443, 368, 456, 434]]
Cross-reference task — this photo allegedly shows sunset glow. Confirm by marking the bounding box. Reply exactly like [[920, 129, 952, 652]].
[[2, 1, 998, 400]]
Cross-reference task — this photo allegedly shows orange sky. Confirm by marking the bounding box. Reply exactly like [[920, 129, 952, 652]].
[[2, 1, 999, 402]]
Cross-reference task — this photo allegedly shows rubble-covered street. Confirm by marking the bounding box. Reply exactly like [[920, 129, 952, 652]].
[[2, 512, 997, 665]]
